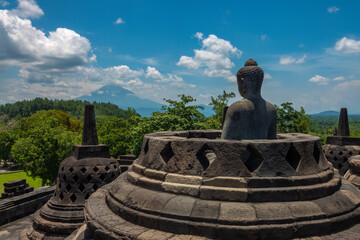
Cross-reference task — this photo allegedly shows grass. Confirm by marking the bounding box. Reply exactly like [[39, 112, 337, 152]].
[[0, 171, 43, 194]]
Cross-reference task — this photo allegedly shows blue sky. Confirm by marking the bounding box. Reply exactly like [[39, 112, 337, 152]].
[[0, 0, 359, 114]]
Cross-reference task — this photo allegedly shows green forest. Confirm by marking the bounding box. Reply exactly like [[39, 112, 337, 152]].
[[1, 93, 360, 184]]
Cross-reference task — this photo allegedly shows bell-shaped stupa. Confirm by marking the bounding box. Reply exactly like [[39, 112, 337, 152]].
[[74, 61, 360, 240], [20, 105, 120, 240], [323, 108, 360, 175]]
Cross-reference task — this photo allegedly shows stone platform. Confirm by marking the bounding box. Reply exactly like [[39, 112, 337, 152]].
[[78, 130, 360, 239]]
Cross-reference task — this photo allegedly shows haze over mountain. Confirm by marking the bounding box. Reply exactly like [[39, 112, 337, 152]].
[[76, 85, 163, 117]]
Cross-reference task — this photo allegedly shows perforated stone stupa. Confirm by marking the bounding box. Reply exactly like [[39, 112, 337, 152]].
[[75, 60, 360, 240], [19, 104, 120, 240], [323, 108, 360, 175]]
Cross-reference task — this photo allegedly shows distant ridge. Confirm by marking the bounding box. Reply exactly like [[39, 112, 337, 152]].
[[311, 110, 339, 117]]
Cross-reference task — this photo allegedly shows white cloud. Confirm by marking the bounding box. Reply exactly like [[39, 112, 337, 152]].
[[261, 34, 267, 41], [335, 80, 360, 91], [333, 76, 345, 81], [177, 56, 200, 69], [334, 37, 360, 54], [145, 66, 161, 79], [11, 0, 43, 19], [194, 32, 203, 40], [104, 65, 144, 80], [0, 2, 199, 105], [0, 1, 9, 7], [328, 6, 340, 13], [177, 34, 241, 82], [295, 54, 306, 63], [264, 73, 272, 79], [279, 56, 296, 65], [114, 17, 125, 24], [279, 54, 306, 65], [0, 9, 94, 83], [309, 75, 329, 85]]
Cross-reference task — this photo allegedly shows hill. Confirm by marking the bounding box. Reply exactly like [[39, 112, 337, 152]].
[[311, 110, 339, 117], [0, 98, 128, 119]]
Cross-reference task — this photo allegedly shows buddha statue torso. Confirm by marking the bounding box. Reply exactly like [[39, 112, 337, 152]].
[[221, 59, 277, 140]]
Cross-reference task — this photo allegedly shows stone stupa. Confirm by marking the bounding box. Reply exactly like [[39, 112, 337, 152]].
[[74, 60, 360, 240], [323, 108, 360, 175], [20, 105, 120, 240]]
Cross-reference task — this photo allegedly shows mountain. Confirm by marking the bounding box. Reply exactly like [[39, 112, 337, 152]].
[[76, 85, 216, 117], [76, 85, 163, 117], [311, 111, 339, 117]]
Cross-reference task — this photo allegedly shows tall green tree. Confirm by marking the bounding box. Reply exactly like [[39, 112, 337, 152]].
[[275, 102, 311, 133], [97, 116, 132, 158], [11, 110, 81, 185]]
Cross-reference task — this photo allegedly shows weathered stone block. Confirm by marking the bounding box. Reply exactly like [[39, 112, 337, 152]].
[[199, 186, 247, 201]]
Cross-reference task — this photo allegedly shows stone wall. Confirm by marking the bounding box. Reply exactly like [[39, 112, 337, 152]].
[[0, 186, 55, 226]]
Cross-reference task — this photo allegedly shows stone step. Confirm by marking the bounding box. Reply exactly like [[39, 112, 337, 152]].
[[3, 179, 26, 188]]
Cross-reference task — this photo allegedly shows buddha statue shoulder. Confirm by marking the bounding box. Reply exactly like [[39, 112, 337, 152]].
[[221, 59, 277, 140]]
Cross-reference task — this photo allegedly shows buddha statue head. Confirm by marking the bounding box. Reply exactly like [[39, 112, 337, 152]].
[[236, 59, 264, 98]]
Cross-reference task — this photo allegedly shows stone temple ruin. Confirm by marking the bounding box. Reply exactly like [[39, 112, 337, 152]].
[[65, 60, 360, 239], [19, 104, 120, 240], [323, 108, 360, 175]]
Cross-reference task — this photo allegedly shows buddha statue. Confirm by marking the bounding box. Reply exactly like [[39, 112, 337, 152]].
[[221, 59, 277, 140]]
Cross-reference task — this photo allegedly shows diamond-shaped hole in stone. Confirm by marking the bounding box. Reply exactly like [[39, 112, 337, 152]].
[[78, 184, 85, 192], [160, 142, 174, 164], [144, 139, 149, 155], [87, 175, 92, 182], [114, 164, 117, 169], [313, 143, 320, 163], [334, 156, 338, 161], [70, 194, 77, 203], [285, 144, 301, 170], [93, 183, 99, 191], [93, 167, 99, 173], [62, 175, 67, 181], [196, 144, 216, 171], [330, 151, 334, 155], [66, 183, 71, 192], [59, 183, 61, 189], [349, 151, 353, 156], [69, 167, 73, 172], [61, 166, 64, 172], [80, 167, 87, 173], [105, 166, 110, 171], [339, 151, 343, 156], [85, 193, 90, 200], [100, 174, 106, 181], [244, 145, 264, 172], [73, 175, 79, 183], [59, 192, 64, 200], [343, 157, 348, 163]]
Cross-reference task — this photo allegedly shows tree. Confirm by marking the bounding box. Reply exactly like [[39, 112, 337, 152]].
[[11, 110, 81, 185], [208, 90, 235, 129], [275, 102, 310, 133], [97, 116, 133, 158]]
